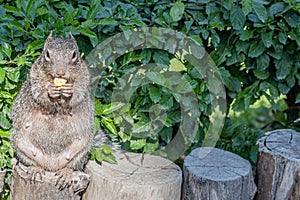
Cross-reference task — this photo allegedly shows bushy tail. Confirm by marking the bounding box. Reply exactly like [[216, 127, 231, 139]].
[[93, 129, 122, 152]]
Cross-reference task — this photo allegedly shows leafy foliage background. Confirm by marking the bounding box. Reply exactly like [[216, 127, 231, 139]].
[[0, 0, 300, 197]]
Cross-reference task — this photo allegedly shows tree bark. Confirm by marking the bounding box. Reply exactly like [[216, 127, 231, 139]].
[[183, 147, 256, 200], [10, 159, 90, 200], [82, 153, 182, 200], [0, 170, 6, 198], [256, 129, 300, 200]]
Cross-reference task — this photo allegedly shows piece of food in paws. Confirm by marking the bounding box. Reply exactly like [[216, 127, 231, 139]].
[[53, 78, 67, 88]]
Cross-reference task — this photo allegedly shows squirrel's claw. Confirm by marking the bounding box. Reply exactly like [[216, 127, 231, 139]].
[[61, 83, 73, 98], [48, 84, 62, 98], [27, 166, 45, 183], [55, 168, 73, 190]]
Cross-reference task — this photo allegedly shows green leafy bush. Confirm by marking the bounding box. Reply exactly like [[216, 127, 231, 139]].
[[0, 1, 300, 196]]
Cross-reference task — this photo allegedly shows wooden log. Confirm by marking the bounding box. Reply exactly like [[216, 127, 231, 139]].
[[256, 129, 300, 200], [182, 147, 257, 200], [10, 160, 90, 200], [82, 153, 182, 200], [0, 169, 6, 198]]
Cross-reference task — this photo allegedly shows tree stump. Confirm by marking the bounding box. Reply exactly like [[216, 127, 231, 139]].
[[256, 129, 300, 200], [82, 153, 182, 200], [183, 147, 257, 200], [0, 170, 6, 197], [10, 159, 90, 200]]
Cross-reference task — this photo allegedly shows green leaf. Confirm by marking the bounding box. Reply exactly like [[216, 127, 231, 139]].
[[261, 32, 273, 48], [248, 41, 265, 58], [25, 0, 36, 19], [144, 141, 159, 153], [102, 102, 125, 115], [132, 119, 151, 134], [175, 78, 194, 93], [146, 72, 165, 85], [285, 11, 300, 28], [239, 30, 254, 41], [0, 111, 11, 130], [102, 116, 118, 135], [2, 43, 12, 58], [148, 85, 161, 103], [259, 82, 279, 98], [87, 3, 104, 20], [7, 68, 20, 82], [17, 56, 27, 66], [153, 50, 169, 65], [160, 95, 174, 109], [278, 82, 290, 94], [36, 6, 48, 17], [103, 154, 117, 164], [4, 5, 22, 17], [101, 145, 113, 154], [242, 0, 253, 15], [132, 19, 146, 28], [232, 83, 258, 111], [25, 39, 45, 53], [267, 44, 283, 59], [99, 18, 118, 26], [0, 68, 5, 84], [278, 32, 287, 44], [10, 21, 24, 31], [78, 28, 98, 47], [253, 2, 268, 23], [275, 53, 292, 80], [170, 58, 186, 72], [235, 40, 249, 54], [91, 148, 102, 162], [287, 76, 295, 88], [226, 50, 245, 65], [269, 2, 284, 15], [253, 69, 269, 80], [189, 40, 206, 59], [256, 53, 270, 71], [170, 1, 185, 22], [0, 129, 11, 138], [189, 35, 203, 46], [230, 6, 246, 30], [130, 139, 146, 150], [159, 127, 173, 143], [0, 91, 13, 99]]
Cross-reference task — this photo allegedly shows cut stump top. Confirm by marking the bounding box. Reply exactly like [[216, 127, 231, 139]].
[[257, 129, 300, 160], [89, 153, 182, 186], [184, 147, 252, 181]]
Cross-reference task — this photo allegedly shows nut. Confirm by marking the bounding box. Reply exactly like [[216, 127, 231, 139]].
[[53, 78, 67, 88]]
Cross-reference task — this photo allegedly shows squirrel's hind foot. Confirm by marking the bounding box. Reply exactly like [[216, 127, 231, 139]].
[[55, 168, 73, 191]]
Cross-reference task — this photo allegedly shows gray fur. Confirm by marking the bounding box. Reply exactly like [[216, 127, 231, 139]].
[[10, 33, 94, 172]]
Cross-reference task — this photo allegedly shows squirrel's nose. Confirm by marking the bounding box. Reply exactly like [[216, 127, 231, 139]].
[[56, 73, 65, 78], [55, 69, 66, 77]]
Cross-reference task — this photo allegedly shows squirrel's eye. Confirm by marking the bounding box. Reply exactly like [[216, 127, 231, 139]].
[[71, 51, 77, 63], [45, 50, 51, 62]]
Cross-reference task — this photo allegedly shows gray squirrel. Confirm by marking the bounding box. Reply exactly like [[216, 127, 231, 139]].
[[10, 32, 95, 189]]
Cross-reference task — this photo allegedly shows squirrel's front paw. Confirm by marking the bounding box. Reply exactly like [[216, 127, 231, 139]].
[[61, 83, 73, 98], [27, 166, 45, 183], [55, 168, 73, 190], [48, 83, 62, 98]]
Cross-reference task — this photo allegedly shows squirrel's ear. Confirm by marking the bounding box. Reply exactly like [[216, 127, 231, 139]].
[[46, 31, 53, 43], [69, 32, 76, 42], [69, 32, 79, 51], [43, 31, 53, 51]]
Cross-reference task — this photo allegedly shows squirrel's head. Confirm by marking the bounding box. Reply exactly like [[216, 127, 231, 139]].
[[41, 31, 81, 80]]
